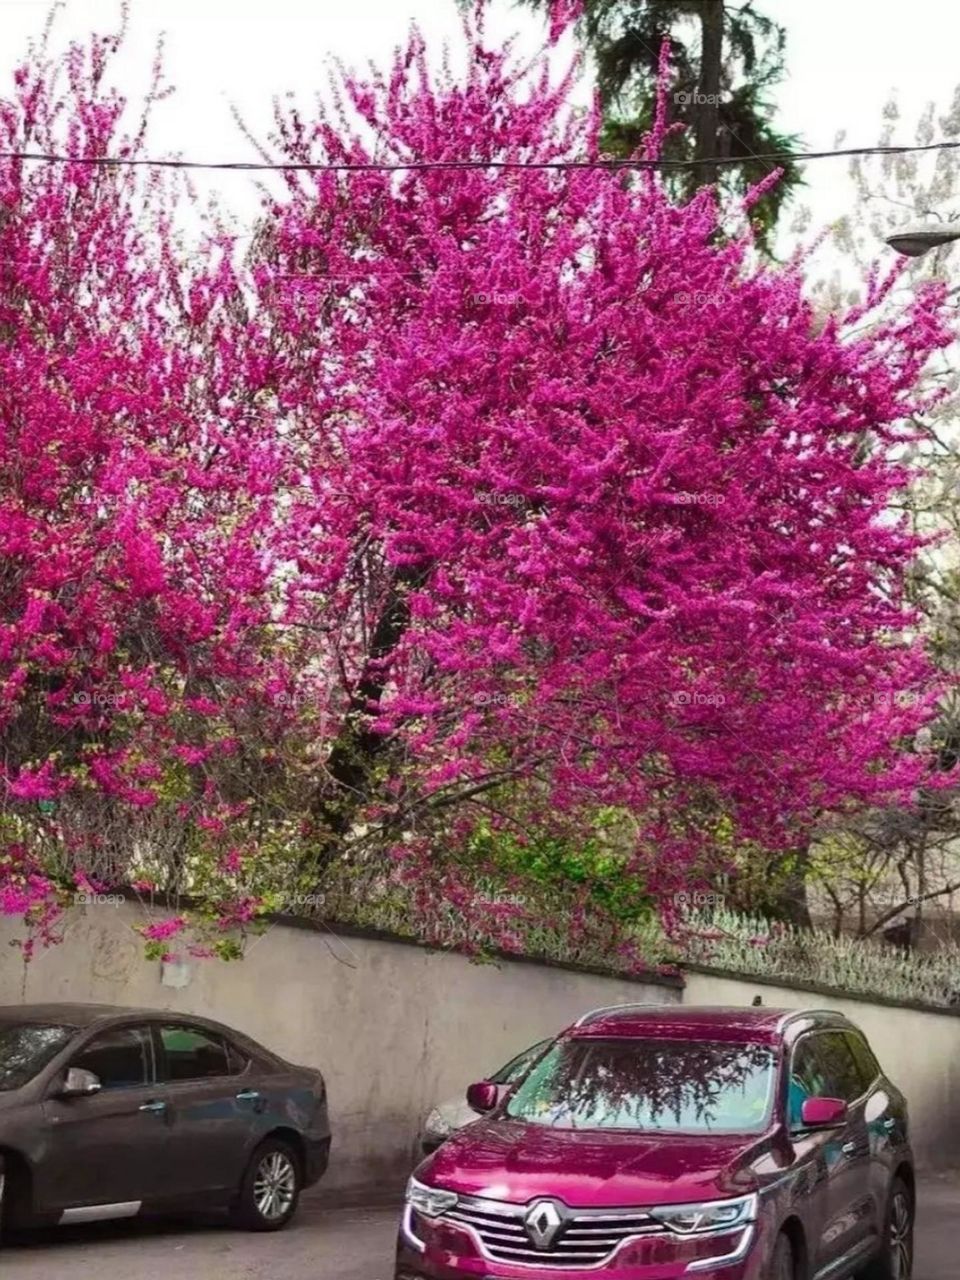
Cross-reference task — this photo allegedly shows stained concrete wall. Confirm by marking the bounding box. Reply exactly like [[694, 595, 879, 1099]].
[[1, 905, 958, 1187], [0, 904, 680, 1192], [683, 968, 960, 1171]]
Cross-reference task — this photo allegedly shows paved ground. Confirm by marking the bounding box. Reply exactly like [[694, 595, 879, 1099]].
[[1, 1177, 955, 1279]]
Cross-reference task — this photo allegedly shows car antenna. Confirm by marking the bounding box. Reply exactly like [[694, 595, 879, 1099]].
[[752, 995, 762, 1006]]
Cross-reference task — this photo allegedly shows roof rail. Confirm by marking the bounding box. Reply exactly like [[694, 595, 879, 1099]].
[[573, 1002, 660, 1028], [775, 1008, 847, 1032]]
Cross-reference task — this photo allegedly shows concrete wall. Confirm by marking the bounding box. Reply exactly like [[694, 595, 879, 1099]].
[[0, 904, 680, 1192], [1, 905, 958, 1186], [683, 968, 960, 1171]]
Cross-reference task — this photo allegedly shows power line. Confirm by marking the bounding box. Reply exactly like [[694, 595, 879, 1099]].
[[1, 138, 960, 175]]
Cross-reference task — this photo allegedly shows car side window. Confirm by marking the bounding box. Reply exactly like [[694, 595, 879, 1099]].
[[158, 1025, 239, 1081], [789, 1031, 862, 1125], [845, 1032, 881, 1093], [817, 1032, 865, 1103], [71, 1025, 152, 1090]]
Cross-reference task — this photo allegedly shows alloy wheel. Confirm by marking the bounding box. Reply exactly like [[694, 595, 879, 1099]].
[[889, 1190, 913, 1280], [253, 1150, 297, 1221]]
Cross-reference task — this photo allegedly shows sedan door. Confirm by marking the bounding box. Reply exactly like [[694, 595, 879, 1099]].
[[37, 1022, 170, 1217], [155, 1022, 261, 1198]]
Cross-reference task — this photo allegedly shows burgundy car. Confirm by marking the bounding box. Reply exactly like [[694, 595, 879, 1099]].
[[396, 1004, 913, 1280]]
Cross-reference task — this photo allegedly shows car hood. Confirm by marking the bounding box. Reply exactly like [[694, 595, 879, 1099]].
[[422, 1117, 762, 1207]]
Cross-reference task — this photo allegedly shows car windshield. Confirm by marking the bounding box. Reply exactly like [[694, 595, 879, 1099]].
[[0, 1022, 75, 1091], [504, 1036, 776, 1134]]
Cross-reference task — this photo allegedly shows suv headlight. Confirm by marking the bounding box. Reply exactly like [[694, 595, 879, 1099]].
[[650, 1192, 757, 1235], [405, 1176, 459, 1218]]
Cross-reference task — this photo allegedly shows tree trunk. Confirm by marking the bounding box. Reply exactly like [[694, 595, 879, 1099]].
[[308, 563, 426, 882], [769, 845, 813, 928], [694, 0, 724, 189]]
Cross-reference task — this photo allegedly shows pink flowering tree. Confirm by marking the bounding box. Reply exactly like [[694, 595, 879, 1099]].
[[0, 22, 291, 956], [243, 15, 954, 908], [0, 4, 955, 961]]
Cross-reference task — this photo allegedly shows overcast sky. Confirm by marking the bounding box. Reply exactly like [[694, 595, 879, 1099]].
[[3, 0, 960, 256]]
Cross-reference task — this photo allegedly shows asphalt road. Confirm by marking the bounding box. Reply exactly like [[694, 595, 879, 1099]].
[[1, 1177, 956, 1279]]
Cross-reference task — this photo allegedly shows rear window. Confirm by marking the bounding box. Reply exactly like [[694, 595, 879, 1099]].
[[158, 1025, 245, 1081], [505, 1036, 776, 1134], [0, 1022, 75, 1090]]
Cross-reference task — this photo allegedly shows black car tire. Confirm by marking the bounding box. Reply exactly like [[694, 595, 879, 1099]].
[[230, 1137, 302, 1232], [769, 1231, 795, 1280], [858, 1177, 914, 1280]]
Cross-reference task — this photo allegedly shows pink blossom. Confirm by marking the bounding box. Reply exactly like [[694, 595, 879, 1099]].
[[142, 917, 187, 943]]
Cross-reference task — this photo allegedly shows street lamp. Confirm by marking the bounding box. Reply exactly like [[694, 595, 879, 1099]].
[[885, 222, 960, 258]]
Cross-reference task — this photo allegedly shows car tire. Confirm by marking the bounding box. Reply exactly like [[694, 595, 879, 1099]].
[[230, 1137, 302, 1232], [858, 1177, 914, 1280], [769, 1231, 795, 1280]]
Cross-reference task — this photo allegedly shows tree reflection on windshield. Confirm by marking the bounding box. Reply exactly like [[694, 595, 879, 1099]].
[[505, 1037, 776, 1134], [0, 1023, 74, 1090]]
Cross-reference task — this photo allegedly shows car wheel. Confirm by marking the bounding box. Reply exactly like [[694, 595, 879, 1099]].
[[858, 1177, 914, 1280], [231, 1137, 302, 1232], [769, 1232, 795, 1280]]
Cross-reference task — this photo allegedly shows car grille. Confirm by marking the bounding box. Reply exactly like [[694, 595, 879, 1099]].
[[443, 1194, 663, 1268]]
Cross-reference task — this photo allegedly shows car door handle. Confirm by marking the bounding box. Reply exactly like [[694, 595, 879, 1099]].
[[236, 1090, 261, 1101], [139, 1100, 167, 1113]]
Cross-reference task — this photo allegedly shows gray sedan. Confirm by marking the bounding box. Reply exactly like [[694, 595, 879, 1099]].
[[0, 1003, 330, 1238]]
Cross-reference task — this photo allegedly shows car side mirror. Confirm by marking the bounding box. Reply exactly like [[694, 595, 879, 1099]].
[[466, 1081, 499, 1114], [58, 1067, 102, 1098], [800, 1096, 847, 1128]]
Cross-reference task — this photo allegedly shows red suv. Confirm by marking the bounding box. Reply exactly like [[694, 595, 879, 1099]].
[[396, 1005, 913, 1280]]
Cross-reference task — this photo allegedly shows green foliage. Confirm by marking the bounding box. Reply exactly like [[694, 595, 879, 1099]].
[[462, 810, 655, 924], [524, 0, 803, 249]]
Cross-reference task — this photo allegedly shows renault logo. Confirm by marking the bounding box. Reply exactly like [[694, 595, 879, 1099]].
[[523, 1199, 565, 1250]]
